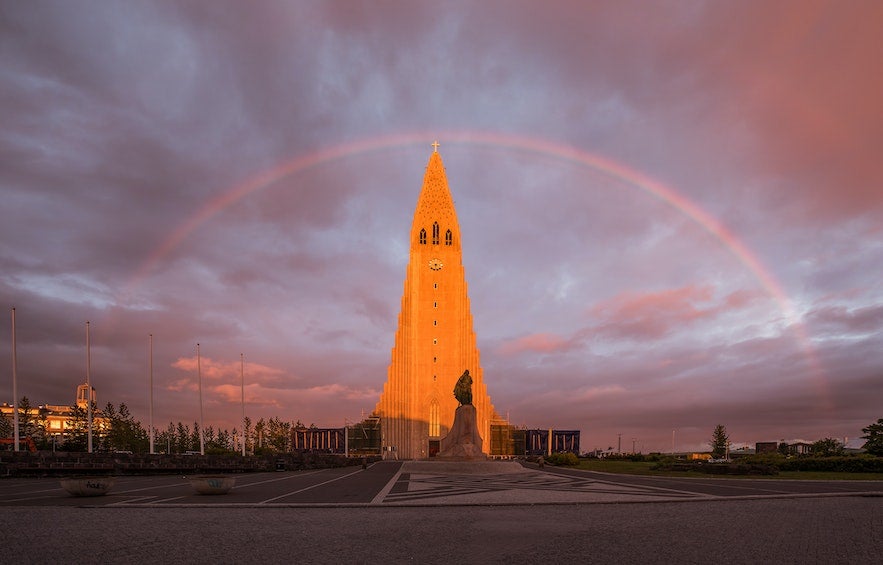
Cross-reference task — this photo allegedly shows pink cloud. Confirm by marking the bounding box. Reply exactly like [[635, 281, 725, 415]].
[[171, 355, 286, 383], [497, 332, 573, 356], [591, 284, 717, 340]]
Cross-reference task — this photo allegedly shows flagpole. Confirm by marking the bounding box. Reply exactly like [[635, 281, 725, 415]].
[[149, 334, 154, 455], [11, 308, 20, 452], [240, 353, 246, 456], [197, 343, 205, 455], [86, 321, 93, 453]]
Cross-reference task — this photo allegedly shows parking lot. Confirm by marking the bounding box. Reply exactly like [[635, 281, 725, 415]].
[[2, 460, 881, 507]]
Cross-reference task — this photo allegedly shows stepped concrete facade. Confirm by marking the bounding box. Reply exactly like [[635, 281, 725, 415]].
[[375, 146, 498, 459]]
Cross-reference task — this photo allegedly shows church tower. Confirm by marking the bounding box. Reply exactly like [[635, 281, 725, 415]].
[[376, 144, 497, 459]]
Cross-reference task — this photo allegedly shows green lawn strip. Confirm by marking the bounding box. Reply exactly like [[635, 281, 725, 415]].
[[771, 470, 883, 481], [573, 460, 883, 481]]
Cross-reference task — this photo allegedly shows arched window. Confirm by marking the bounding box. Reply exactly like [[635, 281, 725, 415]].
[[432, 222, 440, 245], [445, 229, 452, 246], [419, 228, 426, 245], [429, 399, 440, 437]]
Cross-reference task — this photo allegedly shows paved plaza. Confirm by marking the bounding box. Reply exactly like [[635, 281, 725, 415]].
[[1, 461, 881, 563]]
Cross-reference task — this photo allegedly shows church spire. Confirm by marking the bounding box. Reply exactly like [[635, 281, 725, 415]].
[[411, 147, 460, 253], [375, 146, 497, 459]]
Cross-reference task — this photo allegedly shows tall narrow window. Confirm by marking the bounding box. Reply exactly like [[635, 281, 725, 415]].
[[429, 399, 440, 437], [419, 228, 426, 245], [445, 229, 452, 246], [432, 222, 440, 245]]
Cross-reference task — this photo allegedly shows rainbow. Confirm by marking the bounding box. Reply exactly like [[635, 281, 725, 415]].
[[124, 130, 826, 397]]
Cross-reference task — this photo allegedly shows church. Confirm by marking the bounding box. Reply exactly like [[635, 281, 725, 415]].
[[374, 144, 499, 459]]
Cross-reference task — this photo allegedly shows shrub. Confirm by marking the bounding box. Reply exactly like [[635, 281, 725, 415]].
[[742, 453, 788, 467], [546, 452, 580, 466]]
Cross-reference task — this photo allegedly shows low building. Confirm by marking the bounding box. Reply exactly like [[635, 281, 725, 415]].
[[1, 384, 106, 449], [755, 441, 778, 454], [290, 419, 580, 459], [788, 442, 813, 455], [489, 424, 581, 457], [291, 427, 345, 452]]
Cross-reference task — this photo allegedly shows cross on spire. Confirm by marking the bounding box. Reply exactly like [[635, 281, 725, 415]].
[[431, 140, 440, 152]]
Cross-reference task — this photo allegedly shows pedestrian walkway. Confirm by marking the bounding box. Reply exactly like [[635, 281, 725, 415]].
[[381, 460, 702, 505]]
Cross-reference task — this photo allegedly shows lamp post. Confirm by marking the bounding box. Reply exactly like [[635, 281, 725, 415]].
[[240, 353, 246, 456], [86, 321, 93, 454], [197, 343, 205, 455], [11, 308, 19, 452], [149, 334, 154, 455]]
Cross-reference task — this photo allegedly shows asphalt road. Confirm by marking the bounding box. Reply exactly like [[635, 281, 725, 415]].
[[1, 462, 881, 563]]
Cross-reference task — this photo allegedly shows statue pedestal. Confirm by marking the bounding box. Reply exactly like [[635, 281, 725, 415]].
[[437, 404, 486, 459]]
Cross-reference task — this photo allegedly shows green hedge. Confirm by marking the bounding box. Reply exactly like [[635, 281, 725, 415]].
[[777, 456, 883, 473], [738, 453, 883, 473]]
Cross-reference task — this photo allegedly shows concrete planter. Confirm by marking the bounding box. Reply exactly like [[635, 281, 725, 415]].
[[188, 475, 236, 495], [60, 477, 116, 496]]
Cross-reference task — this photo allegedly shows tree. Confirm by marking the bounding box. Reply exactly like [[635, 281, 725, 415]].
[[710, 424, 729, 458], [17, 396, 35, 438], [64, 404, 89, 451], [156, 424, 173, 454], [253, 418, 267, 451], [165, 422, 177, 453], [191, 421, 201, 452], [34, 406, 50, 449], [101, 402, 118, 451], [103, 402, 148, 453], [176, 422, 190, 452], [810, 437, 843, 457], [204, 425, 216, 446], [266, 417, 292, 452], [0, 409, 11, 438], [861, 418, 883, 456], [8, 396, 49, 446], [216, 428, 231, 452], [243, 416, 253, 454]]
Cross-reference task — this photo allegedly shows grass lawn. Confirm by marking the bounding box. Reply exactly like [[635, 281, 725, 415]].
[[575, 459, 883, 481], [771, 470, 883, 481], [576, 459, 671, 475]]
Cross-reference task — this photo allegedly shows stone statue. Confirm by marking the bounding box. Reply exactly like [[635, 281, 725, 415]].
[[438, 369, 484, 459], [453, 370, 473, 406]]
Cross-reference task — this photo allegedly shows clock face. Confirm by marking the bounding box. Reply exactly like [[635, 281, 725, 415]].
[[428, 258, 444, 271]]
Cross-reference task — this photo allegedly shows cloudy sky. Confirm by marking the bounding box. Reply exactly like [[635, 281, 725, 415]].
[[2, 1, 881, 452]]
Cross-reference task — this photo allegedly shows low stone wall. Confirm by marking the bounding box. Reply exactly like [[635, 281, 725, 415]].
[[0, 451, 380, 477]]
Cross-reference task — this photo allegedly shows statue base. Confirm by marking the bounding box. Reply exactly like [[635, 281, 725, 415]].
[[436, 404, 486, 460]]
